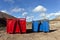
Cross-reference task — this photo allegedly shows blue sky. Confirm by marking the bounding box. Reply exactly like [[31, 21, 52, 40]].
[[0, 0, 60, 22]]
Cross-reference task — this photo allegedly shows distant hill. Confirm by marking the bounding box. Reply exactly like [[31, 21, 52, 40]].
[[0, 12, 16, 27], [0, 12, 16, 18], [51, 16, 60, 21]]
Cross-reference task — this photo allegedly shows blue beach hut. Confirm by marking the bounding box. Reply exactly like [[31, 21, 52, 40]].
[[39, 20, 49, 32], [32, 21, 39, 32]]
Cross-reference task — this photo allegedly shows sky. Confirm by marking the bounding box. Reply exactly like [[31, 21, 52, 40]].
[[0, 0, 60, 22]]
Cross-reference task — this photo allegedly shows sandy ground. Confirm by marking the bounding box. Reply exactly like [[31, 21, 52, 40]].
[[0, 22, 60, 40]]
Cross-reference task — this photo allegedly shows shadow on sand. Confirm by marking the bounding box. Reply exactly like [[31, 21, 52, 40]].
[[0, 28, 57, 34], [26, 29, 57, 34]]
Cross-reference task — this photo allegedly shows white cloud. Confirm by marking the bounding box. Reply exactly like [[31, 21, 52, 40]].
[[11, 7, 25, 12], [0, 10, 8, 14], [22, 12, 28, 16], [47, 11, 60, 18], [26, 16, 34, 19], [47, 13, 54, 18], [33, 5, 47, 12], [26, 16, 34, 22], [26, 16, 31, 19], [39, 11, 60, 20], [54, 11, 60, 16], [32, 5, 47, 20], [31, 16, 34, 18], [40, 13, 46, 17], [4, 0, 14, 3]]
